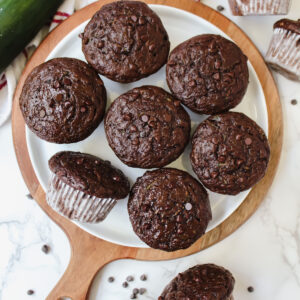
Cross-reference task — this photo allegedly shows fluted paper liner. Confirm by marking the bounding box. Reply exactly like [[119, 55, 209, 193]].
[[266, 28, 300, 81], [46, 174, 116, 223], [229, 0, 290, 15]]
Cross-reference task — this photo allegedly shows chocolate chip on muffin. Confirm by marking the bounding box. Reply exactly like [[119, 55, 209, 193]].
[[105, 86, 190, 168], [190, 112, 270, 195], [158, 264, 235, 300], [166, 34, 249, 114], [81, 1, 170, 83], [47, 151, 130, 223], [20, 58, 106, 144], [128, 168, 211, 251]]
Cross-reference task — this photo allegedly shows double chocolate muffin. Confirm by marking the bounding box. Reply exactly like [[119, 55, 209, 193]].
[[159, 264, 235, 300], [47, 151, 130, 223], [20, 58, 106, 144], [166, 34, 249, 114], [128, 168, 211, 251], [81, 1, 170, 83], [105, 86, 191, 169], [190, 112, 270, 195]]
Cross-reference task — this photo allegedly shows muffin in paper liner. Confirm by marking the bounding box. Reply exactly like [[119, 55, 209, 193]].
[[47, 174, 116, 223], [266, 20, 300, 81], [46, 151, 130, 223], [228, 0, 291, 16]]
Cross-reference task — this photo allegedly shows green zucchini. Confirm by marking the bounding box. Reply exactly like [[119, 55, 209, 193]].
[[0, 0, 62, 73]]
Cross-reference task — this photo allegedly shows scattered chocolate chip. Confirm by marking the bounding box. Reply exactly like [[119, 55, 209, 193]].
[[245, 137, 252, 145], [55, 94, 63, 101], [41, 244, 50, 254], [140, 274, 147, 281], [217, 5, 225, 11], [63, 77, 71, 85], [141, 115, 149, 122], [185, 203, 192, 211], [27, 290, 34, 295], [138, 16, 146, 25], [291, 99, 297, 105], [213, 73, 220, 80], [122, 281, 128, 288], [76, 158, 84, 165], [80, 106, 87, 113], [26, 193, 33, 200], [108, 276, 115, 283], [97, 41, 104, 48], [126, 275, 134, 282], [149, 43, 155, 52], [130, 294, 136, 299], [235, 134, 242, 140], [247, 286, 254, 292], [39, 110, 46, 118], [133, 288, 139, 295], [188, 80, 196, 87], [79, 33, 83, 39], [139, 288, 146, 295], [174, 100, 181, 107]]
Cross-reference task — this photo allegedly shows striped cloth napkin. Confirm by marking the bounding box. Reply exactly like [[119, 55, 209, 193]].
[[0, 0, 96, 127]]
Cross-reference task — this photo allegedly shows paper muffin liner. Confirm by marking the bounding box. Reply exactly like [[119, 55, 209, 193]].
[[229, 0, 290, 15], [46, 174, 116, 223], [266, 28, 300, 81]]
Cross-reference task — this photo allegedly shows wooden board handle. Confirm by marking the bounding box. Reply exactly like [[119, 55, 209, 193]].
[[47, 233, 137, 300]]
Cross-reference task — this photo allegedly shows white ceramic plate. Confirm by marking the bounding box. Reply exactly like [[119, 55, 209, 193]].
[[27, 5, 268, 248]]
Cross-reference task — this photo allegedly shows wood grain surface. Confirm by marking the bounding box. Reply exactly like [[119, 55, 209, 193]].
[[11, 0, 283, 299]]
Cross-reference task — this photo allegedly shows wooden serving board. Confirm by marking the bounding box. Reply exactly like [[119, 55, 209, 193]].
[[12, 1, 283, 299]]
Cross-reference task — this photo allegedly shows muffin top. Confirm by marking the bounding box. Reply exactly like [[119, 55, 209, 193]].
[[105, 86, 191, 168], [274, 19, 300, 34], [49, 151, 130, 199], [166, 34, 249, 114], [81, 0, 170, 83], [159, 264, 235, 300], [20, 58, 106, 144], [128, 168, 211, 251], [190, 112, 270, 195]]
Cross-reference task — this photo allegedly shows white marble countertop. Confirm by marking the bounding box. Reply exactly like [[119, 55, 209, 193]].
[[0, 1, 300, 299]]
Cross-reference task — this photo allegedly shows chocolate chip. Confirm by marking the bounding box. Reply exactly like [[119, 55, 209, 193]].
[[185, 203, 192, 210], [108, 276, 114, 283], [126, 275, 134, 282], [164, 114, 172, 122], [39, 110, 46, 118], [174, 100, 181, 107], [83, 37, 89, 44], [122, 281, 128, 288], [63, 77, 71, 85], [291, 99, 297, 105], [133, 288, 139, 295], [76, 158, 84, 165], [97, 41, 104, 48], [139, 288, 146, 294], [131, 15, 137, 22], [27, 290, 34, 295], [56, 94, 63, 101], [130, 294, 136, 299], [217, 5, 224, 11], [26, 193, 33, 200], [140, 274, 147, 281], [245, 137, 252, 145], [80, 106, 87, 113], [236, 134, 242, 140], [79, 33, 83, 39], [247, 286, 254, 292], [124, 113, 132, 121], [141, 115, 149, 122], [213, 73, 220, 80], [41, 244, 50, 254]]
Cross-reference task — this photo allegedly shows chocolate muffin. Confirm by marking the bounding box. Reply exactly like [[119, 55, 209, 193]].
[[47, 151, 130, 223], [190, 112, 270, 195], [128, 168, 211, 251], [266, 19, 300, 81], [166, 34, 249, 114], [105, 86, 191, 169], [20, 58, 106, 144], [81, 1, 170, 83], [159, 264, 235, 300]]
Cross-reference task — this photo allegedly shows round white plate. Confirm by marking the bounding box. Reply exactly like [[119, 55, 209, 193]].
[[27, 5, 268, 248]]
